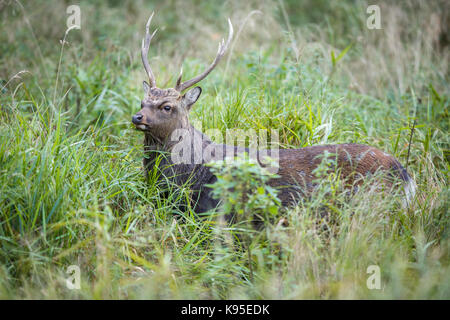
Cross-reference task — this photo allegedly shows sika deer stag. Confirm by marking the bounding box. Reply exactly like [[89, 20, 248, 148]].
[[132, 13, 416, 213]]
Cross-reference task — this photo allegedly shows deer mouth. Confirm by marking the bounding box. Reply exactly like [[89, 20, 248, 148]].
[[134, 124, 151, 131]]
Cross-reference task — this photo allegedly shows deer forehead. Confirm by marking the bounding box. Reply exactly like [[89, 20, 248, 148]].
[[149, 87, 179, 97], [144, 87, 182, 104]]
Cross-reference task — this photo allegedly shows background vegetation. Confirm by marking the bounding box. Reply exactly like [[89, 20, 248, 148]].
[[0, 0, 448, 299]]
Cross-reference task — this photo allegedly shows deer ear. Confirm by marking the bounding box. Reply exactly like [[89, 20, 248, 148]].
[[143, 81, 150, 94], [183, 86, 202, 110]]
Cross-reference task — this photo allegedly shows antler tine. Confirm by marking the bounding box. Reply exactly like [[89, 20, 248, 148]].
[[175, 18, 233, 92], [141, 12, 158, 88], [175, 66, 183, 88]]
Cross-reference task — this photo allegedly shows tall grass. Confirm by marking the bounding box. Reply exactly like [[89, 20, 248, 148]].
[[0, 0, 448, 299]]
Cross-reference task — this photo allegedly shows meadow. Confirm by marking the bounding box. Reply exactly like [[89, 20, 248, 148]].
[[0, 0, 448, 299]]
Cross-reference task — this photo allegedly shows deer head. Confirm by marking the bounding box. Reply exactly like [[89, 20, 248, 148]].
[[132, 13, 233, 143]]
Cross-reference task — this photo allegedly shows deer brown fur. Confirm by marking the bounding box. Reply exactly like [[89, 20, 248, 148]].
[[132, 13, 416, 213]]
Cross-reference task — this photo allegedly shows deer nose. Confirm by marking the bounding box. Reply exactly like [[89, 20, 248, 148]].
[[132, 114, 143, 124]]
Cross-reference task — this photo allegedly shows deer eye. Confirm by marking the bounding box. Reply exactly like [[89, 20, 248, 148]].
[[163, 105, 171, 111]]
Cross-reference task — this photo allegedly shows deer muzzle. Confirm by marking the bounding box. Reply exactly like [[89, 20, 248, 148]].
[[132, 113, 151, 131], [132, 113, 144, 124]]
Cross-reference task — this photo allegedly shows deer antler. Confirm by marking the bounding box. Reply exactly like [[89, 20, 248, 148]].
[[141, 12, 158, 88], [175, 18, 233, 92]]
